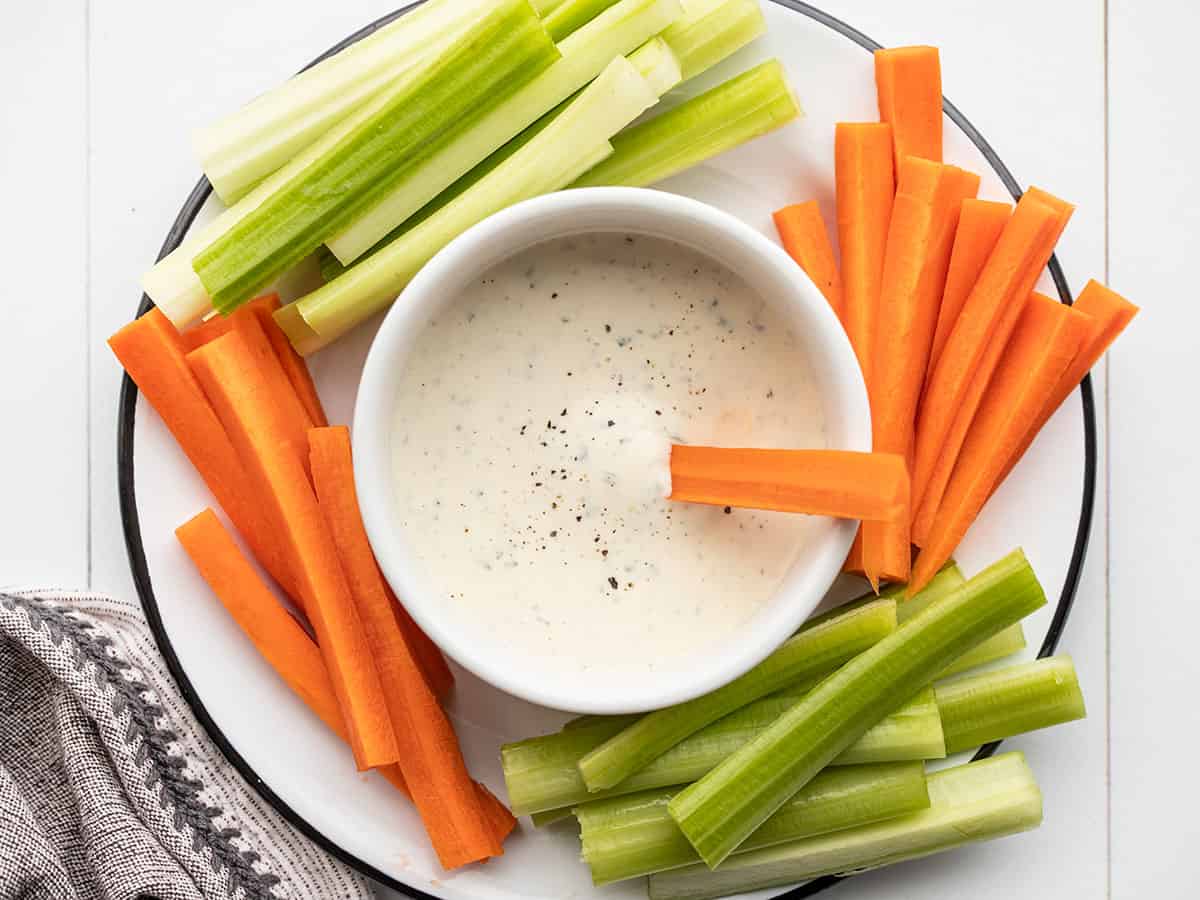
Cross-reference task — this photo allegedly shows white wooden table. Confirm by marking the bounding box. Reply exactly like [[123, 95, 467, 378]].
[[2, 2, 1193, 897]]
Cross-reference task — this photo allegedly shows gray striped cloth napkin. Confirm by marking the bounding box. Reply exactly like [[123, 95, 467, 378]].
[[0, 589, 373, 900]]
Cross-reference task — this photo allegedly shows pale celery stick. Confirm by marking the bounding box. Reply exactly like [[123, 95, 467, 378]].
[[324, 0, 683, 265], [649, 753, 1042, 900], [571, 58, 799, 188], [577, 598, 898, 791], [279, 53, 668, 352], [668, 550, 1045, 867], [658, 0, 765, 80], [576, 762, 927, 884], [194, 0, 494, 204], [936, 655, 1086, 754], [502, 689, 940, 816]]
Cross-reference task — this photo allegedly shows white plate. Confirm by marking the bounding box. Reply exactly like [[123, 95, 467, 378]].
[[119, 2, 1096, 898]]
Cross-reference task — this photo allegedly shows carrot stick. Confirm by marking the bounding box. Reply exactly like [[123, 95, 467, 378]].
[[669, 446, 909, 523], [308, 426, 498, 868], [861, 158, 980, 585], [773, 201, 845, 320], [927, 199, 1013, 379], [993, 279, 1139, 488], [108, 309, 294, 594], [250, 297, 329, 428], [227, 305, 317, 478], [835, 122, 895, 384], [175, 509, 515, 845], [305, 424, 453, 699], [875, 46, 943, 168], [178, 293, 278, 352], [188, 332, 398, 770], [910, 188, 1073, 521], [908, 295, 1092, 593]]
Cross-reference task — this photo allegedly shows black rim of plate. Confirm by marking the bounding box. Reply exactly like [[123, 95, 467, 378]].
[[117, 1, 1098, 896]]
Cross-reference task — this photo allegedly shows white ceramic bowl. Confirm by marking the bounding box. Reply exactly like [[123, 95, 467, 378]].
[[354, 187, 870, 714]]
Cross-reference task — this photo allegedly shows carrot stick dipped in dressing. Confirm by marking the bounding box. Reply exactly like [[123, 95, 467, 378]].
[[835, 122, 895, 385], [860, 157, 980, 586], [306, 425, 453, 699], [187, 332, 398, 770], [308, 426, 498, 867], [908, 295, 1093, 593], [874, 46, 943, 168], [773, 201, 845, 320], [108, 309, 294, 595], [927, 199, 1013, 379], [668, 446, 909, 524], [174, 509, 515, 848], [910, 188, 1073, 531], [992, 280, 1140, 490]]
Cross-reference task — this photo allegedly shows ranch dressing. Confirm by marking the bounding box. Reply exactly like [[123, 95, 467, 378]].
[[391, 232, 825, 676]]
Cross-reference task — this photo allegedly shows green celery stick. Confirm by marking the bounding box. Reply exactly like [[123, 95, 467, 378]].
[[649, 753, 1042, 900], [890, 564, 1027, 678], [936, 655, 1086, 754], [577, 598, 898, 791], [571, 58, 800, 188], [325, 0, 683, 265], [503, 688, 941, 816], [530, 807, 575, 827], [279, 53, 669, 353], [194, 0, 560, 312], [577, 762, 928, 884], [544, 0, 624, 40], [668, 550, 1046, 867]]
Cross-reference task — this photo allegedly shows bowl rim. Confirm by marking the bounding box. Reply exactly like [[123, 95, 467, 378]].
[[352, 185, 870, 713]]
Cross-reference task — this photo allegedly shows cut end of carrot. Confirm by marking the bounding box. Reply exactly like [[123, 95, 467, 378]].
[[772, 201, 845, 319], [875, 46, 943, 168]]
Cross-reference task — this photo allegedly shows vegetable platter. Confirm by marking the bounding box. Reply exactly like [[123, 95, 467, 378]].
[[113, 1, 1127, 898]]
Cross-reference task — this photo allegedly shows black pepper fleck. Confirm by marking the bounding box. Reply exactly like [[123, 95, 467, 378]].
[[607, 576, 619, 590]]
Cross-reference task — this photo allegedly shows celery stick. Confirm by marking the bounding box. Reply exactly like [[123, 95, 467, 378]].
[[577, 598, 898, 792], [890, 564, 1026, 678], [325, 0, 683, 265], [936, 655, 1086, 755], [577, 763, 928, 884], [194, 0, 495, 204], [545, 0, 625, 40], [194, 0, 559, 313], [572, 58, 799, 188], [649, 753, 1042, 900], [503, 689, 940, 816], [659, 0, 765, 80], [832, 687, 946, 765], [280, 54, 666, 353], [668, 550, 1046, 867]]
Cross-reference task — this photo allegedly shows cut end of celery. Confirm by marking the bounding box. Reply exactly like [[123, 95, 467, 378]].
[[273, 301, 329, 357]]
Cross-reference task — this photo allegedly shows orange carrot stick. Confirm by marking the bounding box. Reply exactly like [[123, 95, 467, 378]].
[[188, 332, 398, 770], [250, 297, 329, 428], [994, 279, 1140, 488], [836, 122, 895, 384], [669, 446, 909, 523], [927, 199, 1013, 379], [875, 46, 943, 168], [910, 188, 1073, 521], [108, 309, 293, 594], [178, 293, 277, 352], [175, 509, 514, 844], [308, 426, 498, 868], [909, 295, 1092, 593], [861, 158, 980, 585], [306, 424, 453, 699], [773, 201, 845, 320]]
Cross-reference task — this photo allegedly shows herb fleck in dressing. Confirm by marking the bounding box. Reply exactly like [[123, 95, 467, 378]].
[[392, 233, 825, 674]]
